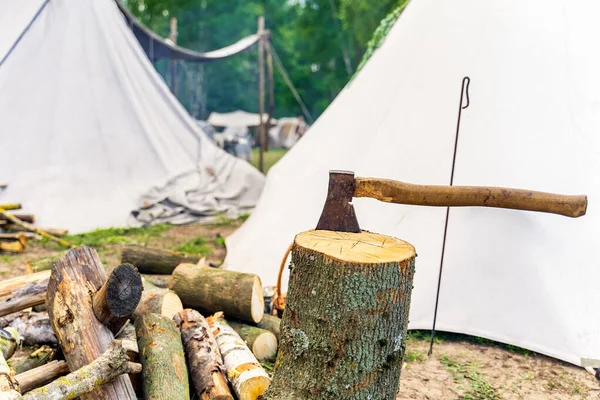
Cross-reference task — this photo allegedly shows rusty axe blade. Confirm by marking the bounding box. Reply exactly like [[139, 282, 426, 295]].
[[315, 170, 360, 233]]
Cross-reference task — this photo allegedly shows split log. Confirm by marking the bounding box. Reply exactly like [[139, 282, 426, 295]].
[[46, 245, 137, 399], [15, 360, 69, 394], [121, 244, 201, 274], [23, 340, 141, 400], [256, 314, 281, 342], [0, 271, 50, 301], [227, 321, 277, 361], [263, 230, 416, 400], [174, 309, 233, 400], [134, 313, 190, 399], [135, 287, 183, 318], [9, 346, 54, 374], [0, 311, 56, 346], [0, 241, 25, 254], [0, 204, 21, 211], [208, 314, 270, 400], [25, 253, 65, 274], [0, 352, 20, 399], [0, 278, 47, 317], [93, 263, 143, 335], [170, 263, 264, 324], [0, 327, 20, 359]]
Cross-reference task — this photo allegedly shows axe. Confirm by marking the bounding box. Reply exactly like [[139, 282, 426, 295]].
[[316, 170, 587, 232]]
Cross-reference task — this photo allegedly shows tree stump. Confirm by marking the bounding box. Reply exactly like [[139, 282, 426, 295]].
[[46, 245, 137, 400], [263, 230, 416, 400]]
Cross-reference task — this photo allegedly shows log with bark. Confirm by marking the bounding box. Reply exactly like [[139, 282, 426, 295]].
[[9, 346, 54, 374], [93, 263, 143, 335], [134, 312, 190, 399], [0, 278, 47, 317], [121, 244, 200, 274], [0, 311, 56, 346], [15, 360, 69, 394], [170, 263, 264, 324], [0, 352, 20, 399], [255, 314, 281, 342], [135, 287, 183, 319], [0, 214, 35, 224], [174, 309, 233, 400], [23, 340, 141, 400], [46, 245, 137, 399], [208, 314, 270, 400], [263, 230, 416, 400], [227, 321, 277, 361], [0, 272, 50, 301]]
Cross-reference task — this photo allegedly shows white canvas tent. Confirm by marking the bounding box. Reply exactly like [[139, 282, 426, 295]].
[[225, 0, 600, 366], [0, 0, 264, 233]]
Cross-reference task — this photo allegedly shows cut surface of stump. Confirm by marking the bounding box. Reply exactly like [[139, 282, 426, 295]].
[[263, 230, 416, 400], [227, 321, 277, 361]]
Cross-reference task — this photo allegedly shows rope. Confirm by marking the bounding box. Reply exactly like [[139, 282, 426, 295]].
[[272, 242, 293, 316], [270, 44, 314, 124]]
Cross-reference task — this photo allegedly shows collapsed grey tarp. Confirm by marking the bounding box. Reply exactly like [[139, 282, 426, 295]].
[[116, 2, 260, 62], [0, 0, 265, 233]]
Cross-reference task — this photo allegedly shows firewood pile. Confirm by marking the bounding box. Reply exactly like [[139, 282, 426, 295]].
[[0, 244, 280, 399], [0, 190, 70, 254]]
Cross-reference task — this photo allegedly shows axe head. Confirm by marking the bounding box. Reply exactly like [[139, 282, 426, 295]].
[[315, 170, 361, 233]]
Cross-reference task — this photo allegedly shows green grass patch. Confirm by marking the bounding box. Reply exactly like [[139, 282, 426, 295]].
[[175, 237, 212, 255], [404, 349, 426, 362], [0, 254, 18, 264], [440, 354, 501, 400], [251, 148, 287, 174]]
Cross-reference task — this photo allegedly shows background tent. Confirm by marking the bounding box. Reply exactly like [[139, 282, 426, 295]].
[[225, 0, 600, 367], [0, 0, 264, 233]]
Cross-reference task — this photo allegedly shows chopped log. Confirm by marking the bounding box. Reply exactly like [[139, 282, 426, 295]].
[[23, 340, 141, 400], [208, 314, 270, 400], [135, 287, 183, 319], [46, 245, 137, 399], [0, 214, 35, 224], [0, 204, 21, 211], [0, 271, 50, 301], [0, 278, 47, 317], [170, 263, 264, 324], [263, 230, 416, 400], [0, 352, 20, 399], [93, 263, 143, 335], [15, 360, 69, 394], [227, 321, 277, 361], [0, 327, 20, 359], [9, 346, 54, 374], [25, 253, 65, 274], [134, 313, 190, 399], [0, 311, 56, 346], [255, 314, 281, 342], [121, 244, 200, 274], [0, 241, 25, 254], [174, 309, 233, 400]]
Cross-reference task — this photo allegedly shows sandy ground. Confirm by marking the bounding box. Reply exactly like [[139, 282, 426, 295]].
[[1, 223, 598, 399]]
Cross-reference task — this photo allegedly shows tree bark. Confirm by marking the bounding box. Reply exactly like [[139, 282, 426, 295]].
[[15, 360, 69, 394], [227, 321, 277, 361], [135, 287, 183, 319], [263, 230, 416, 400], [174, 309, 233, 400], [0, 272, 50, 301], [0, 311, 57, 346], [256, 314, 281, 342], [170, 263, 264, 324], [45, 245, 137, 400], [93, 263, 143, 335], [134, 312, 190, 399], [208, 314, 270, 400], [121, 245, 200, 274], [9, 346, 54, 374], [0, 278, 47, 317], [0, 352, 20, 399], [23, 340, 141, 400]]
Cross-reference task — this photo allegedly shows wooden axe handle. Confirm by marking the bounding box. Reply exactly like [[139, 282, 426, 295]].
[[354, 178, 587, 218]]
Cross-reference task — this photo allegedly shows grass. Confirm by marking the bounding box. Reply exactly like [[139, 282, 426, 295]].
[[174, 237, 212, 255], [251, 148, 288, 174], [440, 354, 501, 400], [404, 349, 426, 362]]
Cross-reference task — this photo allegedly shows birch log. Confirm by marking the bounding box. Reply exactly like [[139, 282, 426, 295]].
[[227, 321, 277, 361]]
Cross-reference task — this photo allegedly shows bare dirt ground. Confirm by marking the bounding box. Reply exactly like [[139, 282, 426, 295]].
[[1, 222, 598, 399]]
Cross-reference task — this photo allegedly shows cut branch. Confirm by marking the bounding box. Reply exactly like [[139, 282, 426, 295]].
[[15, 360, 69, 394]]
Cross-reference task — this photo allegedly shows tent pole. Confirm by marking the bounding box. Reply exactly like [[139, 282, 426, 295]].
[[258, 17, 266, 173], [265, 34, 275, 152], [169, 17, 178, 96]]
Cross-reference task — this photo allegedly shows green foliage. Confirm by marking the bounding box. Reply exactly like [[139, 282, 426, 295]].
[[175, 237, 212, 255], [404, 349, 426, 362], [40, 224, 172, 248]]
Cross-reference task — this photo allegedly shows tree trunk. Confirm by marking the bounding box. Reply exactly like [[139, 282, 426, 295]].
[[9, 346, 54, 374], [263, 230, 416, 400], [134, 312, 190, 399], [0, 352, 20, 399], [0, 278, 47, 317], [256, 314, 281, 342], [46, 245, 137, 400], [170, 263, 264, 324], [121, 245, 200, 274], [0, 271, 50, 301], [15, 360, 69, 394], [135, 287, 183, 319], [174, 309, 233, 400], [0, 311, 57, 346], [23, 340, 141, 400], [227, 321, 277, 361], [93, 263, 143, 335], [208, 314, 270, 400]]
